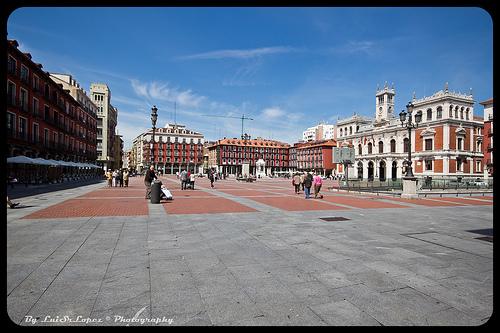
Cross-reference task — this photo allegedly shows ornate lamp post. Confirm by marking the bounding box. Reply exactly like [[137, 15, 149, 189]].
[[151, 105, 158, 171], [399, 102, 422, 178]]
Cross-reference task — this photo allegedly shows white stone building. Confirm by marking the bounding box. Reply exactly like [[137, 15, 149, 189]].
[[302, 123, 336, 142], [132, 123, 204, 174], [90, 83, 117, 171], [336, 83, 484, 181]]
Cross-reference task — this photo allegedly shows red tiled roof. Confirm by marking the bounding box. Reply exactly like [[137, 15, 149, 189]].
[[479, 98, 493, 106]]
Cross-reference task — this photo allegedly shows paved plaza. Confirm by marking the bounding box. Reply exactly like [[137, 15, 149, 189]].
[[6, 175, 493, 326]]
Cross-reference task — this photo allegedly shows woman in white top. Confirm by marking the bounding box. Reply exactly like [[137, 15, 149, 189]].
[[190, 173, 196, 190]]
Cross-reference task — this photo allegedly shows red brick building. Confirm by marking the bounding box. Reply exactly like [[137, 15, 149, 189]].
[[480, 98, 493, 176], [6, 40, 98, 163], [208, 137, 290, 175], [132, 124, 204, 174], [294, 139, 338, 176]]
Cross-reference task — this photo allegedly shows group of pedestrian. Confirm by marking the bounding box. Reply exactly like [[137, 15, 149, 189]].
[[179, 169, 196, 190], [292, 171, 323, 199], [105, 169, 130, 188]]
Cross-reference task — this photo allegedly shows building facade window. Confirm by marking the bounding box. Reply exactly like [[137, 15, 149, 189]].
[[7, 112, 16, 137], [20, 64, 29, 83], [378, 141, 384, 154], [390, 139, 396, 153], [436, 106, 442, 119], [425, 139, 433, 151], [425, 160, 433, 171], [368, 142, 372, 154], [18, 117, 27, 140], [403, 138, 409, 153]]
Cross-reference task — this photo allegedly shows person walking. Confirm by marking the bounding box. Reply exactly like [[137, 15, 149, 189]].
[[112, 170, 117, 187], [209, 169, 215, 188], [180, 169, 187, 190], [118, 170, 124, 187], [292, 173, 301, 194], [106, 170, 112, 187], [189, 172, 196, 190], [123, 169, 129, 187], [303, 171, 313, 199], [299, 172, 305, 191], [313, 172, 323, 199], [144, 165, 157, 199]]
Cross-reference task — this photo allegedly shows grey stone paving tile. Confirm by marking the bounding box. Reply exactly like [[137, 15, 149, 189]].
[[268, 266, 317, 285], [226, 263, 273, 283], [92, 282, 150, 313], [311, 269, 358, 290], [241, 277, 302, 305], [90, 304, 153, 326], [332, 284, 450, 325], [202, 291, 263, 325], [194, 273, 244, 299], [8, 293, 42, 325], [166, 311, 213, 326], [345, 269, 408, 293], [255, 302, 327, 326], [7, 262, 42, 295], [309, 300, 382, 325], [288, 281, 336, 306], [151, 289, 206, 315], [422, 306, 484, 326]]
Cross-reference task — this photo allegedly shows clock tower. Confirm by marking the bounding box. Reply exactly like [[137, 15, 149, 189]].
[[375, 81, 395, 122]]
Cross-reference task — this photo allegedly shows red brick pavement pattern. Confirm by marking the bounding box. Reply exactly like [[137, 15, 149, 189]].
[[23, 198, 148, 219], [321, 195, 409, 209], [162, 197, 257, 215], [246, 196, 349, 211]]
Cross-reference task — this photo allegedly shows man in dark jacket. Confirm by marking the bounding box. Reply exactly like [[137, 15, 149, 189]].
[[303, 171, 313, 199], [144, 166, 157, 199]]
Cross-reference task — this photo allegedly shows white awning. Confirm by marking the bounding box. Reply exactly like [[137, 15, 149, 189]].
[[7, 156, 36, 164]]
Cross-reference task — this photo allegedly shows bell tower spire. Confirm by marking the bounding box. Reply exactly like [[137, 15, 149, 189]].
[[375, 82, 395, 122]]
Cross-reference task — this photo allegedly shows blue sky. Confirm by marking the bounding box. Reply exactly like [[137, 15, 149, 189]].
[[7, 7, 493, 150]]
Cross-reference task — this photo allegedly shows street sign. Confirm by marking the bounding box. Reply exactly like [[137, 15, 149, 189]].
[[341, 147, 355, 164], [332, 147, 341, 163], [332, 147, 355, 164]]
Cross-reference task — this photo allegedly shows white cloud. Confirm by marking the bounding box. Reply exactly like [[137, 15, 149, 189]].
[[130, 79, 205, 108], [262, 107, 285, 119], [179, 46, 298, 60]]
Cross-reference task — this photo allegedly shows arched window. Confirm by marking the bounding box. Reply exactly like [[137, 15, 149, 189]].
[[449, 105, 453, 118], [356, 125, 359, 132], [403, 138, 409, 153], [340, 128, 343, 137], [378, 141, 384, 154], [368, 142, 373, 154], [426, 108, 432, 121], [358, 144, 362, 155], [357, 162, 363, 179], [460, 107, 464, 119], [390, 139, 396, 153], [455, 106, 459, 119], [349, 126, 352, 135], [436, 106, 442, 119], [466, 108, 470, 120]]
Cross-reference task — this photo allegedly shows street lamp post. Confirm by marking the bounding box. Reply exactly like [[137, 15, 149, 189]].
[[151, 105, 158, 171], [399, 102, 422, 199], [399, 101, 422, 179]]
